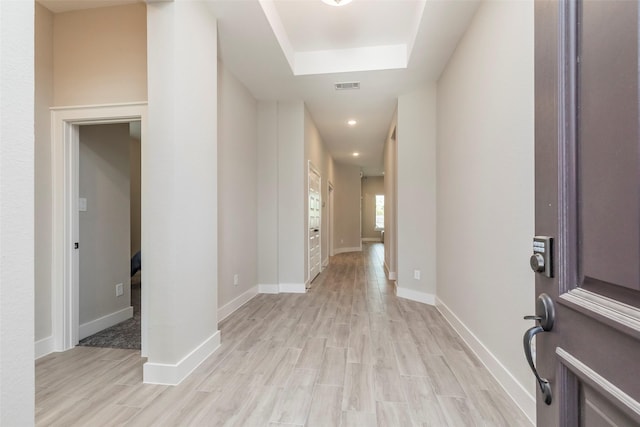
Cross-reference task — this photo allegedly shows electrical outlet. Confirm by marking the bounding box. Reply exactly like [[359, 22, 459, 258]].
[[414, 270, 421, 280], [233, 274, 239, 286], [115, 283, 124, 297]]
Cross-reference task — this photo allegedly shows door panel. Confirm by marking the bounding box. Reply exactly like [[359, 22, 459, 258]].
[[579, 0, 640, 292], [309, 165, 321, 282], [534, 1, 640, 425]]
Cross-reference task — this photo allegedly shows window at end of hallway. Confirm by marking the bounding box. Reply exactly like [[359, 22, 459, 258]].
[[375, 195, 384, 230]]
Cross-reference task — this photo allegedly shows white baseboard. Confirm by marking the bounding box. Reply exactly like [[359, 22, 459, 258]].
[[361, 237, 381, 242], [35, 335, 54, 359], [143, 330, 221, 385], [258, 284, 279, 294], [79, 306, 133, 340], [395, 285, 435, 306], [278, 283, 306, 293], [218, 286, 258, 322], [436, 298, 535, 425], [322, 258, 329, 267], [333, 246, 362, 255], [384, 261, 397, 280]]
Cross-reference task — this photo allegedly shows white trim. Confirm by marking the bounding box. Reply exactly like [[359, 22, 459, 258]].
[[278, 283, 307, 293], [258, 284, 279, 294], [79, 306, 133, 340], [51, 102, 148, 355], [218, 286, 258, 321], [395, 285, 435, 306], [35, 336, 55, 360], [361, 237, 382, 242], [143, 330, 220, 385], [384, 261, 397, 280], [436, 298, 535, 425], [333, 246, 362, 255], [322, 257, 329, 268]]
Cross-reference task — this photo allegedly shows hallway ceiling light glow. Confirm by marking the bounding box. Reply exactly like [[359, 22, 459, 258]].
[[321, 0, 353, 6], [347, 119, 357, 126], [353, 152, 360, 157]]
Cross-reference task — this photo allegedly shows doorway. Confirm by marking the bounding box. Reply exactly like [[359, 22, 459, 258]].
[[51, 103, 147, 356], [308, 162, 321, 283], [74, 122, 142, 350]]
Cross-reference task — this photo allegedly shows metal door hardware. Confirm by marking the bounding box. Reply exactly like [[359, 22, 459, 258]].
[[530, 236, 553, 277], [523, 293, 555, 405]]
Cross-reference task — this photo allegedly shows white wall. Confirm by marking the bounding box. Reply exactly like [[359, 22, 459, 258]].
[[383, 112, 398, 279], [277, 101, 306, 287], [0, 0, 35, 423], [257, 101, 279, 288], [53, 3, 147, 106], [397, 84, 437, 303], [304, 106, 334, 279], [145, 1, 219, 384], [78, 124, 132, 333], [218, 61, 258, 309], [361, 176, 384, 240], [436, 0, 535, 419], [333, 161, 361, 253], [35, 2, 54, 343]]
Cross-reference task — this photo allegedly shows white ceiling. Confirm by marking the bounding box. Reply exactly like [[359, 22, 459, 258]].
[[210, 0, 480, 176], [38, 0, 481, 177]]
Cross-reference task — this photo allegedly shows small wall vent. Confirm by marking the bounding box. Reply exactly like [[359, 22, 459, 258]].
[[334, 81, 360, 90]]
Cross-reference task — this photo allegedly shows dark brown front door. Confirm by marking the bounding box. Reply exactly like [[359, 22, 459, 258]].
[[534, 0, 640, 425]]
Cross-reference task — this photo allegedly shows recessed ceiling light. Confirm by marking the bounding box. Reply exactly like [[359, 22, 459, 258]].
[[347, 119, 357, 126], [322, 0, 353, 6], [353, 152, 360, 157]]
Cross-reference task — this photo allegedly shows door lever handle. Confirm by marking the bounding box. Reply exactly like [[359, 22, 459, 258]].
[[523, 324, 552, 405], [522, 293, 555, 405]]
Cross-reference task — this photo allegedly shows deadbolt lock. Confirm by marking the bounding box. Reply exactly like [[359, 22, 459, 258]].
[[530, 236, 553, 278]]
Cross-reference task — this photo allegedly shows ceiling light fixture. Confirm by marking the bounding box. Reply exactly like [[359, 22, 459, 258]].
[[353, 152, 360, 157], [322, 0, 353, 6], [347, 119, 357, 126]]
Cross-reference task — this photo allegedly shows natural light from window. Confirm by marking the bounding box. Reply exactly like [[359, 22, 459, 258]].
[[375, 195, 384, 230]]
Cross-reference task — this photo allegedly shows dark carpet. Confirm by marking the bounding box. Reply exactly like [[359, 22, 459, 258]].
[[78, 273, 141, 350]]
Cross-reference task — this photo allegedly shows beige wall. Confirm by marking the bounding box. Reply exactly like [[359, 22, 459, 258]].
[[436, 0, 535, 418], [35, 2, 54, 342], [383, 111, 398, 278], [145, 1, 219, 373], [218, 61, 258, 308], [361, 176, 384, 240], [78, 124, 131, 330], [53, 3, 147, 106], [333, 161, 361, 252], [397, 84, 437, 301], [257, 101, 279, 287], [35, 2, 148, 347]]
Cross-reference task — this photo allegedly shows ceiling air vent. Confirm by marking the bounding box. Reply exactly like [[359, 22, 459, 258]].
[[334, 81, 360, 91]]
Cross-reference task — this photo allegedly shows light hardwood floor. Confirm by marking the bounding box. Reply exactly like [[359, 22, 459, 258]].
[[36, 243, 531, 426]]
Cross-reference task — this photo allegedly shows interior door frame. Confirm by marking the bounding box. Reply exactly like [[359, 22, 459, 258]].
[[51, 102, 147, 356], [328, 181, 334, 258], [307, 161, 321, 284]]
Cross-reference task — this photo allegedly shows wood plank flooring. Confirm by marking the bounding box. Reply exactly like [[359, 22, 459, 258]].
[[35, 243, 532, 426]]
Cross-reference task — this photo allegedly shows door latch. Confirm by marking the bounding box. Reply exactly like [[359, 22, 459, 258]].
[[74, 242, 79, 249]]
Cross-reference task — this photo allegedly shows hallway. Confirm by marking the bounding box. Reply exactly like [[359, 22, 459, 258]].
[[35, 244, 530, 426]]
